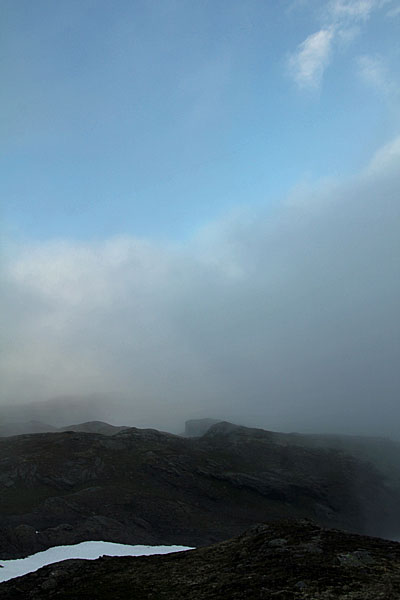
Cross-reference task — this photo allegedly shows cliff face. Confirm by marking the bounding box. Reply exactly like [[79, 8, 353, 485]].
[[1, 519, 400, 599], [0, 422, 398, 559]]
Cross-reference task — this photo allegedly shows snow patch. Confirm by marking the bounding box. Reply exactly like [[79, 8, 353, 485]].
[[0, 541, 193, 583]]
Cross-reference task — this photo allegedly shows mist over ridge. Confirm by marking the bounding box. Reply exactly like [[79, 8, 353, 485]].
[[1, 138, 399, 437]]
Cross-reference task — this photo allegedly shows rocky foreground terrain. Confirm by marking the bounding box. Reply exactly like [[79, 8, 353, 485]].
[[1, 519, 400, 599], [0, 422, 399, 559]]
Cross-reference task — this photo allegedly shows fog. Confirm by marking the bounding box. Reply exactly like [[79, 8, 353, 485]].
[[1, 138, 399, 436]]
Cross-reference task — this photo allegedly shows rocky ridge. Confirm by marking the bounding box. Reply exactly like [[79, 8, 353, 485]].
[[0, 422, 398, 559]]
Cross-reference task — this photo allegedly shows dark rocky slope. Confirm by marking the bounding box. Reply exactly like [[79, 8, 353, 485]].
[[288, 432, 400, 500], [0, 422, 398, 559], [190, 419, 400, 514], [187, 419, 400, 492], [2, 519, 400, 599]]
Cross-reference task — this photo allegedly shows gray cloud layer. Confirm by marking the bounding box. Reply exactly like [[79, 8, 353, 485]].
[[1, 138, 399, 435]]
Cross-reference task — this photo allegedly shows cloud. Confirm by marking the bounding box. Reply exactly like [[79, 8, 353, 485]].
[[328, 0, 380, 21], [366, 134, 400, 172], [287, 0, 396, 89], [1, 136, 400, 435], [288, 28, 334, 89], [356, 54, 399, 98]]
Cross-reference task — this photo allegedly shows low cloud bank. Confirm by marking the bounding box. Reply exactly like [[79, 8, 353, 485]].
[[1, 138, 399, 435]]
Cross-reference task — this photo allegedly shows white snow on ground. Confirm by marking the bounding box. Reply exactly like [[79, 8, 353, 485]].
[[0, 541, 193, 583]]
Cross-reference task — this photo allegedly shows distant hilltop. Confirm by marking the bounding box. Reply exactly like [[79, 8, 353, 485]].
[[0, 420, 128, 438], [183, 418, 223, 437]]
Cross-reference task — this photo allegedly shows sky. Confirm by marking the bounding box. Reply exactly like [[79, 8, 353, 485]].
[[1, 0, 400, 435]]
